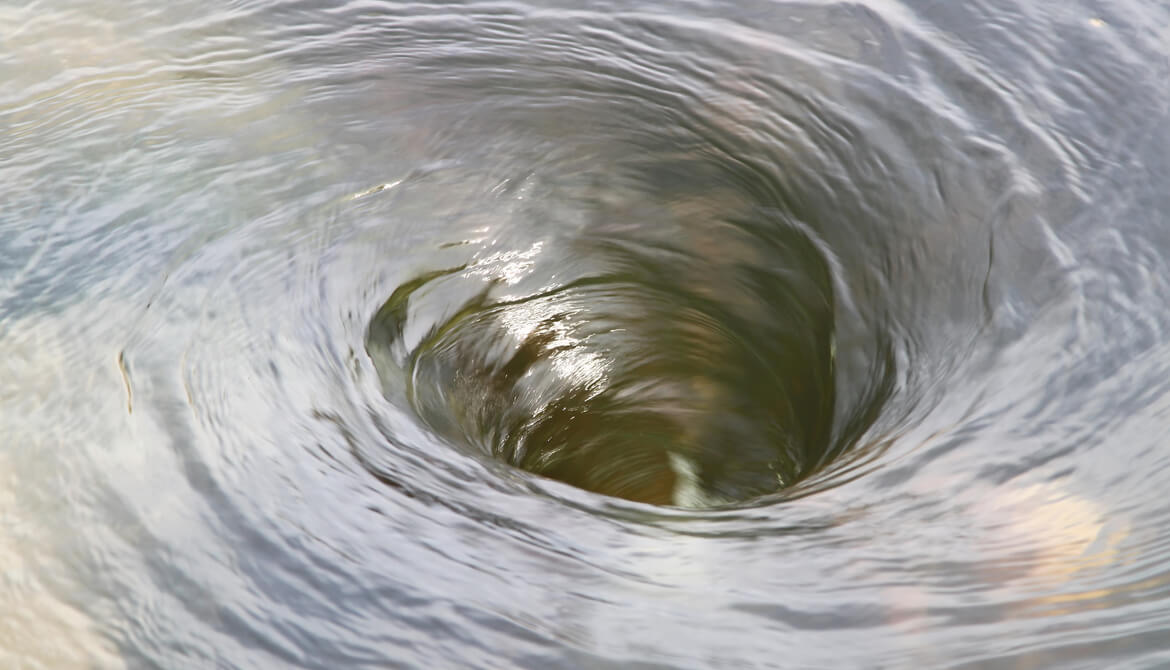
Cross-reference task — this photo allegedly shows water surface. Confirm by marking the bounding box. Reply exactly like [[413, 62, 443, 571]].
[[3, 0, 1170, 667]]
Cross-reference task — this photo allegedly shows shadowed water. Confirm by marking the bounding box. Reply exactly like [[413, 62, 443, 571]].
[[2, 0, 1170, 667]]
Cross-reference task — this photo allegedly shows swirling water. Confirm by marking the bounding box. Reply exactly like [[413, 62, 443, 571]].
[[2, 0, 1170, 667]]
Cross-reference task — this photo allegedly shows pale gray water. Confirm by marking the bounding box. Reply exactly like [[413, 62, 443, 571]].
[[3, 0, 1170, 667]]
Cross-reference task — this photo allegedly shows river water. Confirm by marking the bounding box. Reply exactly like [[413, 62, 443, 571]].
[[3, 0, 1170, 667]]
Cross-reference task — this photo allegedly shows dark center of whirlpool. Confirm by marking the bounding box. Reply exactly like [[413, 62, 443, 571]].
[[367, 155, 838, 507]]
